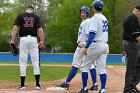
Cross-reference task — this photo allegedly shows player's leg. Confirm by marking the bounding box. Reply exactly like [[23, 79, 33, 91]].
[[57, 47, 83, 89], [129, 55, 140, 92], [38, 48, 41, 66], [80, 59, 93, 92], [29, 37, 40, 90], [123, 41, 140, 93], [79, 47, 98, 92], [66, 47, 84, 84], [96, 53, 107, 93], [97, 43, 109, 93], [58, 66, 78, 89], [77, 43, 108, 93], [89, 64, 98, 91], [18, 37, 28, 89]]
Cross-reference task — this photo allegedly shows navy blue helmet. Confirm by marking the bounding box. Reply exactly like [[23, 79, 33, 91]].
[[80, 6, 90, 16], [92, 0, 103, 8]]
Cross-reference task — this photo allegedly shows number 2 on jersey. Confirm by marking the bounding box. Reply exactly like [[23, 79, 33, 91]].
[[102, 20, 108, 32]]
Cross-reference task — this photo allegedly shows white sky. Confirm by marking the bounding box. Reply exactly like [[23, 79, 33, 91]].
[[9, 0, 14, 3], [9, 0, 48, 3]]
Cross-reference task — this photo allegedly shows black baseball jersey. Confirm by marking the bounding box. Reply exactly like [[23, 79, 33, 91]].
[[14, 12, 42, 37], [123, 13, 140, 41]]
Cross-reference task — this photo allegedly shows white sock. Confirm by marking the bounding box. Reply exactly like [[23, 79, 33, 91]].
[[94, 82, 97, 86]]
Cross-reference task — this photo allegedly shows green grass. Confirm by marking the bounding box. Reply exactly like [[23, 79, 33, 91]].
[[0, 62, 126, 82], [0, 62, 71, 65], [0, 66, 71, 82], [0, 62, 126, 66]]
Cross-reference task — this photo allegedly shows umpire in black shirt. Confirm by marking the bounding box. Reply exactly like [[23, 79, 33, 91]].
[[123, 6, 140, 93]]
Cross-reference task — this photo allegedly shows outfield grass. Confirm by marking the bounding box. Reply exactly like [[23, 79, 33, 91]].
[[0, 62, 126, 82], [0, 62, 71, 65], [0, 66, 71, 82], [0, 62, 126, 66]]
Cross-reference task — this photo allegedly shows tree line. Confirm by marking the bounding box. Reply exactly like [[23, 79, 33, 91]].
[[0, 0, 140, 53]]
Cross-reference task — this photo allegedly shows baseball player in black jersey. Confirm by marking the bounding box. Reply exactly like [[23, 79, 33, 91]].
[[10, 5, 44, 90], [123, 5, 140, 93]]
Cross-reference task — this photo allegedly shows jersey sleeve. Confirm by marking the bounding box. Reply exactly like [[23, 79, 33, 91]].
[[85, 19, 90, 35], [36, 16, 43, 28], [13, 15, 21, 27], [129, 16, 140, 38], [88, 16, 98, 33]]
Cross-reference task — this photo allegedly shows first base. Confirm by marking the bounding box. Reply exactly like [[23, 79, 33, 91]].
[[47, 87, 66, 91]]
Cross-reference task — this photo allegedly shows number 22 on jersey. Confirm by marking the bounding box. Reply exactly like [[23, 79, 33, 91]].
[[102, 20, 108, 32]]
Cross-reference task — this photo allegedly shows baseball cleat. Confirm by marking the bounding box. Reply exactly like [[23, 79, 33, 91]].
[[75, 88, 88, 93], [123, 88, 133, 93], [131, 86, 140, 93], [89, 85, 98, 91], [35, 86, 41, 90], [99, 89, 105, 93], [17, 85, 26, 90], [123, 86, 140, 93], [56, 81, 69, 90]]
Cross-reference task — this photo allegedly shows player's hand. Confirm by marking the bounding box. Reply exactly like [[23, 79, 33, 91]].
[[83, 48, 88, 55], [38, 41, 43, 48], [78, 42, 86, 48], [78, 44, 84, 48], [9, 40, 15, 44]]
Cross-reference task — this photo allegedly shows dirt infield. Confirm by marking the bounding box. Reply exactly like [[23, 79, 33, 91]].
[[0, 65, 140, 93]]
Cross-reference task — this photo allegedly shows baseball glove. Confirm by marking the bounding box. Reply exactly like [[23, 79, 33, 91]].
[[10, 43, 19, 56]]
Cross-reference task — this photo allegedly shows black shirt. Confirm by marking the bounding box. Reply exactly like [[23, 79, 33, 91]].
[[14, 12, 42, 37], [123, 13, 140, 41]]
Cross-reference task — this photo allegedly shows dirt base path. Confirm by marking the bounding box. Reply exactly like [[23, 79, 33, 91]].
[[0, 66, 140, 93]]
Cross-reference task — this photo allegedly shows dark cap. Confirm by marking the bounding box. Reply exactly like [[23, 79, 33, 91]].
[[26, 5, 34, 10], [135, 5, 140, 10]]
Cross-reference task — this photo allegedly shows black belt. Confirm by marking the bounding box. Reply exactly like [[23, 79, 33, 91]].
[[123, 40, 137, 43], [93, 41, 108, 43], [123, 40, 139, 46], [20, 35, 36, 37]]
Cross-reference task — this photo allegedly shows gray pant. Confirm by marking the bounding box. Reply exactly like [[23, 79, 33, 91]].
[[123, 40, 140, 89]]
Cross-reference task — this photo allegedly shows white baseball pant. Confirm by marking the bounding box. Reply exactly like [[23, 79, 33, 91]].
[[81, 42, 109, 74], [72, 47, 95, 69], [19, 35, 40, 76]]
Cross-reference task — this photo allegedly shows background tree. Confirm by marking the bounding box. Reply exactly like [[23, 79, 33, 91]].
[[0, 0, 15, 51], [47, 0, 93, 52], [0, 0, 48, 52], [0, 0, 140, 53], [47, 0, 140, 53]]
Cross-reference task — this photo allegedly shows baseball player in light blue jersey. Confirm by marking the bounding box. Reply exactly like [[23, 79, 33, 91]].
[[57, 6, 98, 91], [76, 0, 109, 93]]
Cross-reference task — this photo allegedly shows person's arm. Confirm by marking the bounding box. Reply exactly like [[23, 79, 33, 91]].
[[85, 32, 96, 48], [83, 17, 97, 55], [129, 15, 140, 42], [84, 19, 90, 42], [136, 36, 140, 43], [83, 32, 95, 55], [10, 25, 18, 43], [10, 14, 20, 43], [38, 27, 44, 48], [36, 15, 44, 48]]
